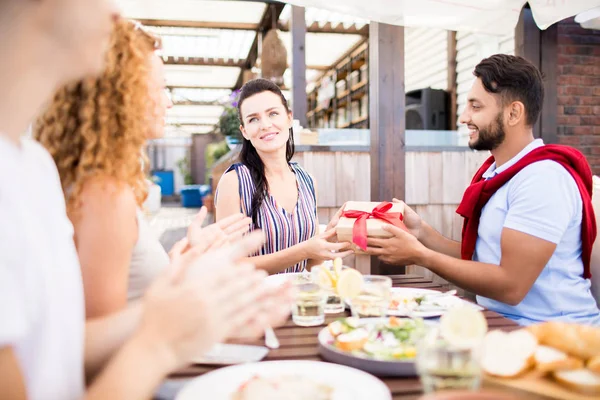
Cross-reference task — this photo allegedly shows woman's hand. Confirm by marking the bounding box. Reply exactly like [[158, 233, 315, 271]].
[[301, 229, 354, 261], [322, 203, 346, 243], [169, 207, 252, 258], [136, 232, 290, 368]]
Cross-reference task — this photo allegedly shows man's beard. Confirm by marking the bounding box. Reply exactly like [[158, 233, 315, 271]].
[[468, 112, 506, 151]]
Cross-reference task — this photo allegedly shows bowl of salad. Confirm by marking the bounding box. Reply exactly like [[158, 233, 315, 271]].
[[318, 316, 432, 376]]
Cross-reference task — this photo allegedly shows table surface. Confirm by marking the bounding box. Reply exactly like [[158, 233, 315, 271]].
[[165, 274, 523, 400]]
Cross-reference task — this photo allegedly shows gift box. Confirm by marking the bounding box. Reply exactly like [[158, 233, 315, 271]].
[[336, 201, 406, 253]]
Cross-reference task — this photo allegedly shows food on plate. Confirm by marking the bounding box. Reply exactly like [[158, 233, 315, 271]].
[[336, 329, 369, 352], [439, 307, 488, 349], [388, 290, 474, 317], [326, 316, 426, 361], [533, 345, 584, 373], [389, 293, 428, 311], [481, 330, 537, 378], [527, 321, 600, 360], [552, 369, 600, 395], [232, 375, 333, 400]]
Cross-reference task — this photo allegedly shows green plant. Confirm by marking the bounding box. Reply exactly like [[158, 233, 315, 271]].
[[176, 155, 194, 185], [219, 106, 242, 139], [205, 140, 230, 183]]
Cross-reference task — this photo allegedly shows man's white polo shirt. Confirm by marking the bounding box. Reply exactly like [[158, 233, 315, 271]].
[[474, 139, 600, 326]]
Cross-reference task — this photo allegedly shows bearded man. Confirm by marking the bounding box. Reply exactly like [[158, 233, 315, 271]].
[[366, 54, 600, 326]]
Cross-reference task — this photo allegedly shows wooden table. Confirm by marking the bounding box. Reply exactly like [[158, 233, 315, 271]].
[[166, 274, 521, 400]]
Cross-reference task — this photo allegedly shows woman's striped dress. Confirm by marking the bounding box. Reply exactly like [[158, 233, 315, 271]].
[[221, 162, 317, 273]]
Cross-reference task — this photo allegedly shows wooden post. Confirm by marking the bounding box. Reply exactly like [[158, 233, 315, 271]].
[[447, 31, 458, 131], [515, 6, 558, 144], [539, 25, 558, 145], [369, 22, 406, 275], [290, 5, 307, 127]]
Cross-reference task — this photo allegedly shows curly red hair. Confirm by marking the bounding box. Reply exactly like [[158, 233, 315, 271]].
[[34, 19, 161, 214]]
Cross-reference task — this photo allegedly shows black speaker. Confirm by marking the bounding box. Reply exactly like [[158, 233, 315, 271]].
[[405, 88, 448, 130]]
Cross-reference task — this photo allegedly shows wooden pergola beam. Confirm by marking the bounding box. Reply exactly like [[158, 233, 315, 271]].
[[171, 100, 223, 106], [138, 19, 258, 31], [164, 56, 245, 68], [279, 21, 369, 35], [167, 123, 217, 127], [167, 85, 234, 90], [138, 19, 368, 36]]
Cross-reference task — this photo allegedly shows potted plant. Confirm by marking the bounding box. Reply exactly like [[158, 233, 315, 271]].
[[205, 140, 230, 183], [176, 155, 194, 185], [219, 90, 243, 147]]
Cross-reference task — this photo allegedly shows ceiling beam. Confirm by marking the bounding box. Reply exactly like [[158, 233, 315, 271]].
[[167, 85, 234, 90], [306, 65, 330, 71], [138, 19, 258, 31], [164, 56, 245, 68], [278, 21, 369, 35], [167, 123, 217, 127], [171, 100, 223, 106], [234, 1, 286, 89]]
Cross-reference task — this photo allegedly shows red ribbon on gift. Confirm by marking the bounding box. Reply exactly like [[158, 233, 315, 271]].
[[341, 202, 409, 251]]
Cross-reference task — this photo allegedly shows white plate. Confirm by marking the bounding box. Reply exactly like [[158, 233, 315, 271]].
[[176, 360, 391, 400], [190, 344, 269, 365], [263, 272, 304, 287], [387, 287, 483, 318]]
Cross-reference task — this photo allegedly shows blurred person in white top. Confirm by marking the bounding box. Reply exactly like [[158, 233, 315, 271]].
[[0, 1, 292, 400]]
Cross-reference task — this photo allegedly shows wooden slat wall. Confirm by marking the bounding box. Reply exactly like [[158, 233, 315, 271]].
[[405, 27, 449, 93], [455, 30, 515, 130], [294, 150, 490, 284]]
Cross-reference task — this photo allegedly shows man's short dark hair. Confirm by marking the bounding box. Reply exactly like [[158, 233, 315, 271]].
[[474, 54, 544, 126]]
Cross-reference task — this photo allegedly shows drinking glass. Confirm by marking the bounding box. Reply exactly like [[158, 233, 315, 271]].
[[310, 263, 348, 314], [349, 275, 392, 318], [291, 277, 326, 326], [416, 328, 483, 393]]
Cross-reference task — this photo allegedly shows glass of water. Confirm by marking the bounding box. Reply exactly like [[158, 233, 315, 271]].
[[350, 275, 392, 317], [311, 263, 347, 314], [416, 328, 483, 393], [291, 278, 326, 326]]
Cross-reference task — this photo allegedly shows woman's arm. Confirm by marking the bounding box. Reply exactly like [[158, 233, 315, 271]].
[[71, 177, 138, 318], [216, 171, 352, 274]]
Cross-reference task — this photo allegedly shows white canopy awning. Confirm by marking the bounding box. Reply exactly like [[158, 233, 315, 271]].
[[282, 0, 600, 34]]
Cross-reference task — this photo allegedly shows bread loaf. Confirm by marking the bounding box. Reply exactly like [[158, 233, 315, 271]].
[[527, 322, 600, 360]]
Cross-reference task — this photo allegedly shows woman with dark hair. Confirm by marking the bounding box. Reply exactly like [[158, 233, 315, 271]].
[[216, 78, 352, 274]]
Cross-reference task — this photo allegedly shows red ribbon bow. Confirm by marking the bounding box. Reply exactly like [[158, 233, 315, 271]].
[[341, 202, 409, 251]]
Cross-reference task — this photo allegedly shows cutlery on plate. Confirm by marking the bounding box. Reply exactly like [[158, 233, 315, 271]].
[[264, 326, 280, 349]]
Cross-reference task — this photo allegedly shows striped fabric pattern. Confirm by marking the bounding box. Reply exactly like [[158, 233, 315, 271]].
[[223, 162, 317, 273]]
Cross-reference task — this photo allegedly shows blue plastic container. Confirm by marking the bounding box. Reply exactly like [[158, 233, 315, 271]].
[[180, 185, 203, 208], [151, 170, 175, 196], [198, 184, 211, 198]]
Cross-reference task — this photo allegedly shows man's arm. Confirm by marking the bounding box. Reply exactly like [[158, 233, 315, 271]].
[[418, 221, 462, 259], [392, 199, 462, 259], [84, 303, 142, 383], [416, 227, 556, 305], [375, 163, 577, 304]]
